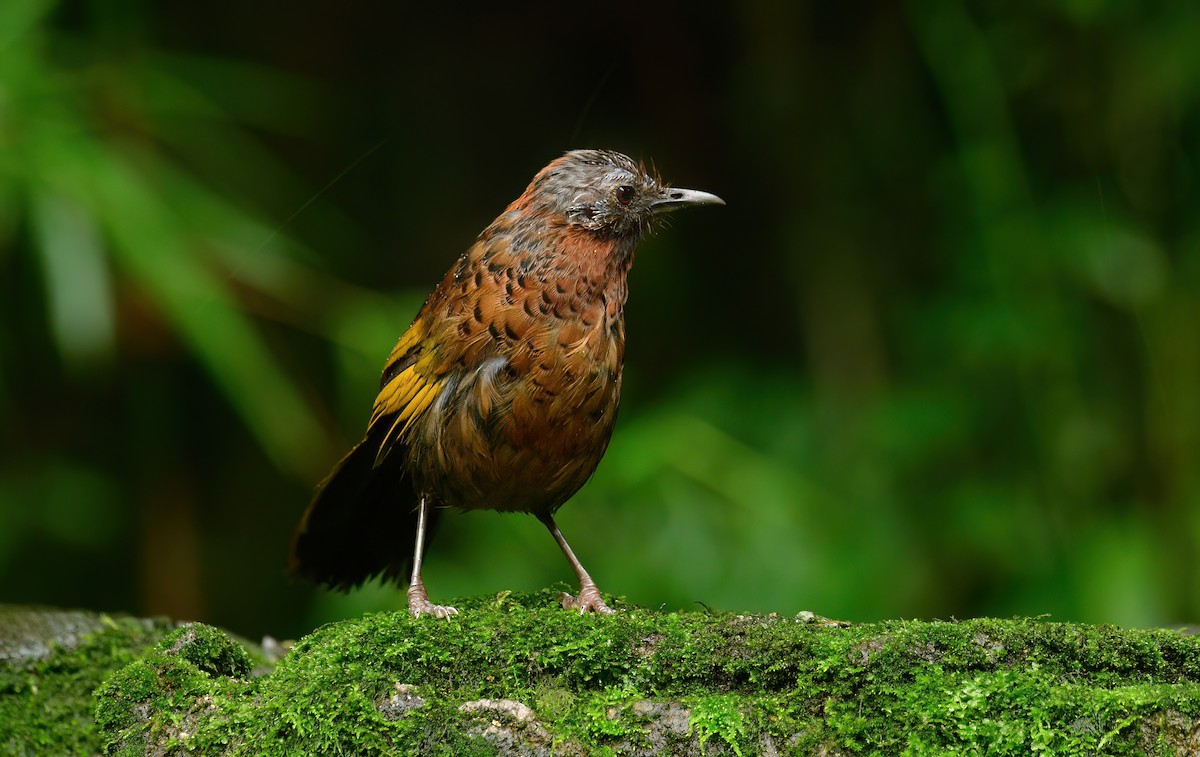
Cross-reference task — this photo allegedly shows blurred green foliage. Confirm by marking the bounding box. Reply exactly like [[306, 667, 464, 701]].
[[1, 0, 1197, 638]]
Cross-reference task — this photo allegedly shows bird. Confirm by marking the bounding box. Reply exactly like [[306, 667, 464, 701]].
[[288, 149, 723, 617]]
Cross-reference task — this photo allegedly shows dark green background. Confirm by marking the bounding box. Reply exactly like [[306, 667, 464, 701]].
[[2, 1, 1197, 640]]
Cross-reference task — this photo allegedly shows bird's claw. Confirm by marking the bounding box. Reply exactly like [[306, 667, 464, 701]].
[[408, 597, 458, 619], [559, 584, 615, 614], [407, 584, 458, 619]]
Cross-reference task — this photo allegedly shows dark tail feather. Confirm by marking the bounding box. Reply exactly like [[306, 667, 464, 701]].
[[288, 426, 440, 591]]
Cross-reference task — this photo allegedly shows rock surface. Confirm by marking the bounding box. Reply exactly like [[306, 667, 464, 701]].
[[4, 592, 1200, 754]]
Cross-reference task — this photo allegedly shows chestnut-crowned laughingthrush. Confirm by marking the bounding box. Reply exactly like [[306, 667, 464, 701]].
[[288, 149, 723, 617]]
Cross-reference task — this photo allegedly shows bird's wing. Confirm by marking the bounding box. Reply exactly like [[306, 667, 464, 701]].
[[368, 314, 452, 462], [291, 307, 461, 588], [365, 241, 524, 462]]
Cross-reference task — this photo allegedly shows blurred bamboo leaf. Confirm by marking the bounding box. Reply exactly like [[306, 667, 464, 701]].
[[30, 191, 114, 369], [79, 144, 329, 475], [2, 0, 338, 476]]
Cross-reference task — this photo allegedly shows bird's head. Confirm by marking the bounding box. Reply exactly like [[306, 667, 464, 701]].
[[525, 149, 724, 238]]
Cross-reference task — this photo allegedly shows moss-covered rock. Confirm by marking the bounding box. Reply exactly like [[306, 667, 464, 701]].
[[93, 623, 258, 755], [0, 606, 176, 755], [6, 594, 1200, 754], [99, 591, 1200, 754]]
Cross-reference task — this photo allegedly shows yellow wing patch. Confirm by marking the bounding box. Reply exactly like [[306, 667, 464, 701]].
[[382, 316, 427, 374], [369, 316, 447, 460], [372, 364, 427, 422]]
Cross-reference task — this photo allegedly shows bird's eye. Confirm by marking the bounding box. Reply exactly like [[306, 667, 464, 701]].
[[615, 185, 635, 206]]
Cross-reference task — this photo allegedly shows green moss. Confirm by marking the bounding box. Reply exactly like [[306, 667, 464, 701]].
[[92, 623, 262, 756], [8, 595, 1200, 754], [688, 694, 748, 755], [136, 594, 1200, 753], [0, 608, 174, 756], [157, 624, 253, 678]]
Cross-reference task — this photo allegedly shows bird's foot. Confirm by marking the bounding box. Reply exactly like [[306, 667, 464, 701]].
[[409, 599, 458, 619], [407, 583, 458, 619], [559, 582, 615, 614]]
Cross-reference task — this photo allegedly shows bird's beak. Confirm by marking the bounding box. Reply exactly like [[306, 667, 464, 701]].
[[650, 187, 725, 214]]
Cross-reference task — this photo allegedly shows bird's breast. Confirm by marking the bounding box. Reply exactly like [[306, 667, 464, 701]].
[[405, 245, 629, 514]]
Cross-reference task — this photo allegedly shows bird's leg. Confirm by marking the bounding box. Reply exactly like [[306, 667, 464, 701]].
[[407, 496, 457, 619], [538, 512, 614, 614]]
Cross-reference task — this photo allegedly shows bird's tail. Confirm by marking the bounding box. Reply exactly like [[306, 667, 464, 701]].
[[288, 424, 439, 591]]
